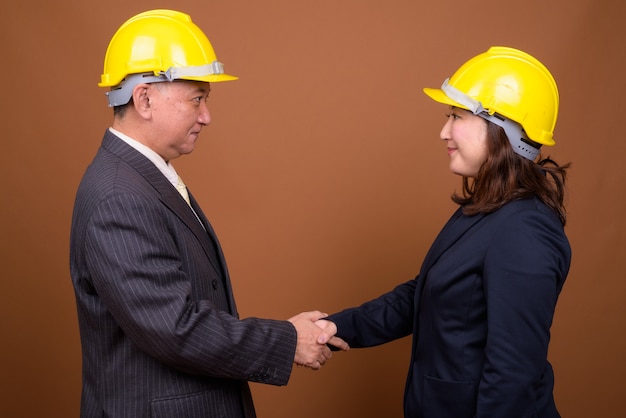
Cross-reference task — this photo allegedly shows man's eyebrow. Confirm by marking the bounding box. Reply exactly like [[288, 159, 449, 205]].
[[196, 86, 211, 95]]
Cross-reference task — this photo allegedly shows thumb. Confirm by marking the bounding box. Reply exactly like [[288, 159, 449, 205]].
[[316, 319, 336, 344]]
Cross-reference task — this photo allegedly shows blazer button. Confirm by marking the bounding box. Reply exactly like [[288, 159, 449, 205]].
[[212, 279, 218, 290]]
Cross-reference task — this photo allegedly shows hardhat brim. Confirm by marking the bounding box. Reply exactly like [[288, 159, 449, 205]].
[[187, 73, 239, 83], [98, 72, 239, 88], [423, 87, 467, 110]]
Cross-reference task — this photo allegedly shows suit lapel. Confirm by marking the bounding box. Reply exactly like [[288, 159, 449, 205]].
[[410, 207, 488, 357], [101, 131, 226, 279], [188, 191, 239, 316], [419, 207, 487, 276]]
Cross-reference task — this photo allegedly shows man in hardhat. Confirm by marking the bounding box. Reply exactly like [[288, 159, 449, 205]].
[[70, 9, 347, 417]]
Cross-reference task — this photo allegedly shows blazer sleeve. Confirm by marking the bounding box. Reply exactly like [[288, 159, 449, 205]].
[[327, 279, 416, 348], [84, 190, 296, 385], [478, 205, 570, 416]]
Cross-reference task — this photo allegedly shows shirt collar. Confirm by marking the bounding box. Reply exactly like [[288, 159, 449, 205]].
[[108, 127, 179, 187]]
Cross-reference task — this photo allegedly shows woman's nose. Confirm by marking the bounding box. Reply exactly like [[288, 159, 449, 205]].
[[440, 117, 452, 141]]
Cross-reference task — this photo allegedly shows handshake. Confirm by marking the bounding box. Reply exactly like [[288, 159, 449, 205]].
[[288, 311, 350, 370]]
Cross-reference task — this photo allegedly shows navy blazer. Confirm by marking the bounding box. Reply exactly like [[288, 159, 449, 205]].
[[70, 131, 297, 418], [329, 198, 570, 418]]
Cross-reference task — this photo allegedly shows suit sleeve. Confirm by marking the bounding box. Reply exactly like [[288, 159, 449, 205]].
[[478, 207, 570, 416], [327, 279, 416, 348], [84, 191, 296, 385]]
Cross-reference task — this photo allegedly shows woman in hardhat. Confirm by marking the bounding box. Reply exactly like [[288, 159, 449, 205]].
[[326, 46, 571, 417]]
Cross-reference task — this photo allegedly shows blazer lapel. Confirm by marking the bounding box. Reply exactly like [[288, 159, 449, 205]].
[[101, 131, 225, 278], [410, 206, 488, 355], [188, 192, 239, 317], [419, 207, 487, 276]]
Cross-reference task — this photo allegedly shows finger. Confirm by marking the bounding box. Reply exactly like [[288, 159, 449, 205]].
[[317, 329, 338, 345], [327, 336, 350, 351]]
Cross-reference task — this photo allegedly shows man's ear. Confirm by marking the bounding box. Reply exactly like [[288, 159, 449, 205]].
[[132, 83, 152, 119]]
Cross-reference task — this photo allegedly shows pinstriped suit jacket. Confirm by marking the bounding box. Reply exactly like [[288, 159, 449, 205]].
[[70, 130, 297, 418]]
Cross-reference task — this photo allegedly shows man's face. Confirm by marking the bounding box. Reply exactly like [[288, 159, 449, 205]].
[[146, 80, 212, 161]]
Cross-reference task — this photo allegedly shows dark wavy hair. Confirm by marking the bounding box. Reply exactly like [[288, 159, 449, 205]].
[[452, 121, 571, 225]]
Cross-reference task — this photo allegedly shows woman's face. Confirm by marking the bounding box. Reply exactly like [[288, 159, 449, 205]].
[[439, 107, 489, 178]]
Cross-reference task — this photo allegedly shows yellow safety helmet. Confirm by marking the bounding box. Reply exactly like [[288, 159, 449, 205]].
[[99, 9, 237, 107], [423, 46, 559, 160]]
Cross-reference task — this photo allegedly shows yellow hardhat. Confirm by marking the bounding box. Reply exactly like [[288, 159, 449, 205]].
[[424, 46, 559, 160], [99, 9, 238, 107]]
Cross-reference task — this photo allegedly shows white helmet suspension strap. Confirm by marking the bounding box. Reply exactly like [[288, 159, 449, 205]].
[[441, 78, 541, 161], [105, 61, 225, 107]]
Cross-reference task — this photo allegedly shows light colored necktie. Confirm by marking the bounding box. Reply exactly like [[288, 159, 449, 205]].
[[175, 176, 206, 230], [176, 176, 191, 206]]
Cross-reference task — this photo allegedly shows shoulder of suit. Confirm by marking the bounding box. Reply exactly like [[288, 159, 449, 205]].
[[488, 197, 562, 230]]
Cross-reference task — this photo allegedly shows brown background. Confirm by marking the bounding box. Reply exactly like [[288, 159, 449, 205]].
[[2, 0, 625, 417]]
